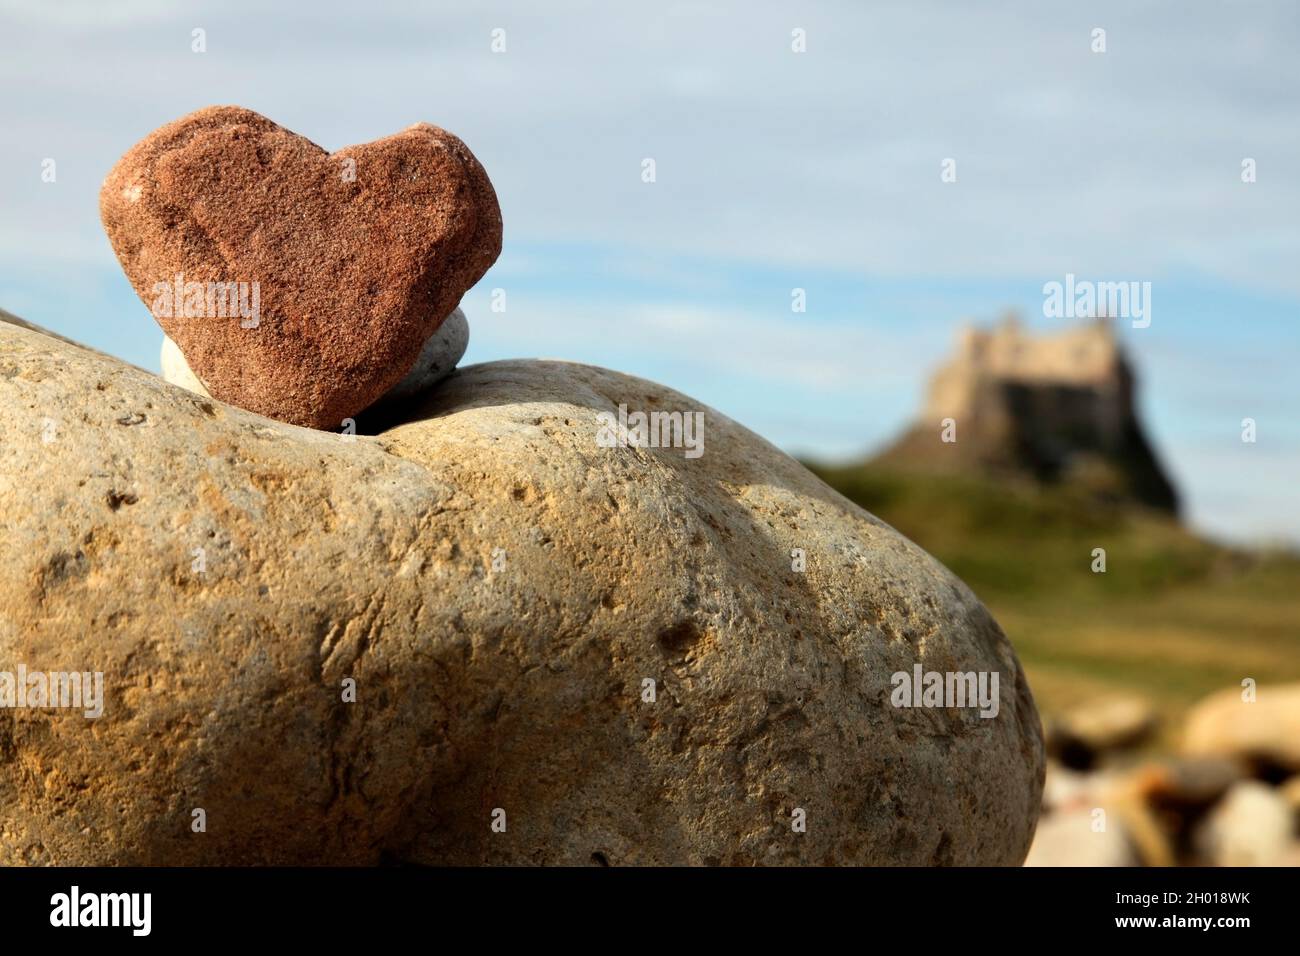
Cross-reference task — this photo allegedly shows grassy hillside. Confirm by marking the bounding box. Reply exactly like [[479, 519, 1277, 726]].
[[805, 461, 1300, 744]]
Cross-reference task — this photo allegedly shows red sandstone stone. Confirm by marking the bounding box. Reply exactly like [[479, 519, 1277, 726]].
[[100, 106, 502, 428]]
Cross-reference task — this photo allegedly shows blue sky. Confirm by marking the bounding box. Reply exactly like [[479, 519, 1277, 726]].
[[1, 0, 1296, 544]]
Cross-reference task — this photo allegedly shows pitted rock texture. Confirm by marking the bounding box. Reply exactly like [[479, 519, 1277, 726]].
[[0, 316, 1044, 866], [100, 106, 501, 429]]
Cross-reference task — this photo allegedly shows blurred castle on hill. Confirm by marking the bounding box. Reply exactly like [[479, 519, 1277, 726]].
[[878, 314, 1180, 514]]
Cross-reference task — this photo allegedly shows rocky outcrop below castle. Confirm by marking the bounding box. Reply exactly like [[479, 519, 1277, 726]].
[[877, 316, 1180, 514]]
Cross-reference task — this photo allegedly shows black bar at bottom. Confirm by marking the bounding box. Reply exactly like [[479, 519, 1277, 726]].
[[0, 865, 1285, 941]]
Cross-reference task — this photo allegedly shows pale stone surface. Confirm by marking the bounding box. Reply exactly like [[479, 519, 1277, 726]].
[[1193, 781, 1292, 866], [1276, 843, 1300, 867], [1024, 807, 1138, 867], [1048, 694, 1158, 761], [160, 334, 211, 397], [1280, 774, 1300, 812], [1040, 761, 1128, 813], [161, 307, 470, 406], [0, 315, 1044, 866], [1183, 683, 1300, 771], [1060, 695, 1158, 750], [1137, 756, 1242, 806]]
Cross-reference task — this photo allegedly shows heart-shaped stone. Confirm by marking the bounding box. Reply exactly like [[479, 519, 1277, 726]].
[[100, 106, 501, 428]]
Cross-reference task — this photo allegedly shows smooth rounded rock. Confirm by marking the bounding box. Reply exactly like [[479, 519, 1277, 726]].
[[1183, 683, 1300, 771], [160, 334, 211, 397], [1047, 694, 1158, 767], [1024, 808, 1138, 867], [1193, 781, 1292, 866], [381, 307, 469, 401], [0, 315, 1044, 866]]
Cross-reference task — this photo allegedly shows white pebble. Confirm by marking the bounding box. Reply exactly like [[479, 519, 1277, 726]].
[[160, 335, 211, 397], [160, 307, 470, 406], [385, 307, 469, 400]]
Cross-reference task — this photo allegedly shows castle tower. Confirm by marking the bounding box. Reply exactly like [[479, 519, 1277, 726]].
[[883, 316, 1179, 514]]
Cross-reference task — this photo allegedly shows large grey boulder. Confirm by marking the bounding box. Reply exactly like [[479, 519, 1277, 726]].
[[0, 314, 1043, 865]]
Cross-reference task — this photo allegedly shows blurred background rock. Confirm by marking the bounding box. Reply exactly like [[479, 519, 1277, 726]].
[[808, 318, 1300, 866]]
